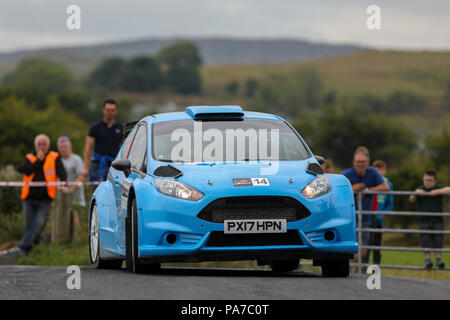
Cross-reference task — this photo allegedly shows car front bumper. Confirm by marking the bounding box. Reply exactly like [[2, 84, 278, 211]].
[[136, 185, 358, 263]]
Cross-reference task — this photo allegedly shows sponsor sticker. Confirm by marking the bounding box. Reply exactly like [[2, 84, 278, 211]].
[[232, 177, 270, 187]]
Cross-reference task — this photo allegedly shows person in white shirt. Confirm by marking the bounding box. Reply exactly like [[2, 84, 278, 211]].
[[57, 136, 86, 239]]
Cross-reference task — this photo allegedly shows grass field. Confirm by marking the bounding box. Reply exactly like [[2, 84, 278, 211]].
[[202, 51, 450, 98]]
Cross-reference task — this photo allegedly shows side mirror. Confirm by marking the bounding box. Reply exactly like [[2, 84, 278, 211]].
[[315, 155, 325, 165], [111, 159, 131, 176]]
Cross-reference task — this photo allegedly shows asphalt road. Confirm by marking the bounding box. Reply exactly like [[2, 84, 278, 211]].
[[0, 265, 449, 300]]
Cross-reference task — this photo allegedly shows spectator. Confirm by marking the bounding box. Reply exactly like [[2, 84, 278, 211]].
[[55, 136, 85, 241], [342, 150, 389, 264], [356, 146, 370, 155], [409, 170, 449, 270], [82, 99, 122, 183], [370, 160, 394, 264], [322, 159, 334, 174], [1, 134, 67, 258]]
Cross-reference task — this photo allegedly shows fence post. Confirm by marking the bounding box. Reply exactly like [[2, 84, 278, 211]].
[[51, 191, 72, 243], [357, 192, 363, 274]]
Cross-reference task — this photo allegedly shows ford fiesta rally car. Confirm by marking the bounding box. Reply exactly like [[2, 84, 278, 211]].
[[89, 106, 358, 277]]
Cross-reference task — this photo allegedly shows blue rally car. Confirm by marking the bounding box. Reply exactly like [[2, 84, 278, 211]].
[[89, 106, 357, 276]]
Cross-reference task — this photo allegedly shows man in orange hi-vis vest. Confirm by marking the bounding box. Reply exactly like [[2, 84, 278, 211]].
[[14, 134, 67, 255]]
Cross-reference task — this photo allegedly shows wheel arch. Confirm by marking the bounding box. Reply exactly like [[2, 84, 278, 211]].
[[88, 181, 118, 259]]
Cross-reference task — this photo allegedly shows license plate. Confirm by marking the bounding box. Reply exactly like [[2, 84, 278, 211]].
[[224, 219, 287, 234]]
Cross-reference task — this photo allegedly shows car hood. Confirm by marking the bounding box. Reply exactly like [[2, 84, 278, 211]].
[[165, 159, 318, 193]]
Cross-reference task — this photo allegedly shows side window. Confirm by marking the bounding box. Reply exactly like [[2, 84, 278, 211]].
[[120, 125, 138, 160], [127, 125, 147, 172]]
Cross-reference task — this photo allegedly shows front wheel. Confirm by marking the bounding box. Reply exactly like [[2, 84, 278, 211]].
[[89, 202, 123, 269], [321, 260, 350, 277]]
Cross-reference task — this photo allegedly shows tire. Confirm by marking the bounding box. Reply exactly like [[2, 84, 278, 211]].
[[321, 260, 350, 277], [89, 202, 123, 269], [128, 198, 161, 274], [270, 259, 300, 273]]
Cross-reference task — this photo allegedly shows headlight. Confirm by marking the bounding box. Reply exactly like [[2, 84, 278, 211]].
[[154, 178, 204, 201], [301, 176, 331, 199]]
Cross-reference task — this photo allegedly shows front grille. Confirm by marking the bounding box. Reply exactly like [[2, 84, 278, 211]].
[[197, 196, 310, 223], [206, 230, 302, 247]]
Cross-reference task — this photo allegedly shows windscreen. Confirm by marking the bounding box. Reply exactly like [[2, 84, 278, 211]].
[[152, 119, 311, 163]]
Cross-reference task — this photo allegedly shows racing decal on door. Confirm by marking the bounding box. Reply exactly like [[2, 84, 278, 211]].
[[232, 177, 270, 187]]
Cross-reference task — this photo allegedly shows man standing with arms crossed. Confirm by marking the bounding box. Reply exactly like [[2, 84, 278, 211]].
[[82, 99, 123, 185]]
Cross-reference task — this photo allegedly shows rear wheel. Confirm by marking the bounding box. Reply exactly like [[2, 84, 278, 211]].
[[321, 260, 350, 277], [89, 203, 123, 269], [128, 198, 160, 274], [270, 259, 300, 273]]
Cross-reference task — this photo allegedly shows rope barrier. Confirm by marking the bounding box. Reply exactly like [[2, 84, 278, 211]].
[[0, 181, 102, 187]]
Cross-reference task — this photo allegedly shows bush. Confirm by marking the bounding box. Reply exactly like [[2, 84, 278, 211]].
[[0, 212, 24, 244], [0, 166, 22, 215], [2, 57, 75, 110], [0, 97, 87, 165]]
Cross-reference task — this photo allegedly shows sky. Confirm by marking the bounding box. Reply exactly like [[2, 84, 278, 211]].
[[0, 0, 449, 52]]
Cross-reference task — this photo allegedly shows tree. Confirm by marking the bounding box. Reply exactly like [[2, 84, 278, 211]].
[[246, 66, 325, 117], [426, 127, 450, 171], [245, 78, 259, 97], [89, 57, 125, 90], [0, 97, 87, 166], [293, 105, 416, 168], [387, 90, 425, 114], [295, 66, 324, 109], [2, 58, 75, 109], [120, 56, 163, 92], [157, 41, 203, 94], [442, 78, 450, 110], [225, 80, 240, 95]]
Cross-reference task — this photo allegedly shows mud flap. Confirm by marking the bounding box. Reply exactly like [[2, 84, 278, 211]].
[[125, 216, 132, 271]]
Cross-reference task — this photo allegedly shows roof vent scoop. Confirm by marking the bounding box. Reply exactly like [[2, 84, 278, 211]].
[[185, 106, 244, 120]]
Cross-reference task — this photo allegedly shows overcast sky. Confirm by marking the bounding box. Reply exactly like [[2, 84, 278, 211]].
[[0, 0, 449, 52]]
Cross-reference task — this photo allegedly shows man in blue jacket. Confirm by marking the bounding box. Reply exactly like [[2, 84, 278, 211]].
[[342, 150, 389, 264]]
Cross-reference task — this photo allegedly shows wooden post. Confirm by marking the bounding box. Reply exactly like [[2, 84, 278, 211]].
[[51, 191, 72, 243]]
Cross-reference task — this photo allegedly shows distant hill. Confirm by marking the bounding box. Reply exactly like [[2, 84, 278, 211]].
[[0, 37, 368, 76]]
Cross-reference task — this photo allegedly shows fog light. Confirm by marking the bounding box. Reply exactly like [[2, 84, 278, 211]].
[[324, 231, 335, 242], [166, 233, 177, 245]]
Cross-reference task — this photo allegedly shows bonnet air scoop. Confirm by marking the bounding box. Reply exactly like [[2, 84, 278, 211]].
[[185, 106, 244, 120], [153, 164, 183, 178], [306, 162, 325, 175]]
